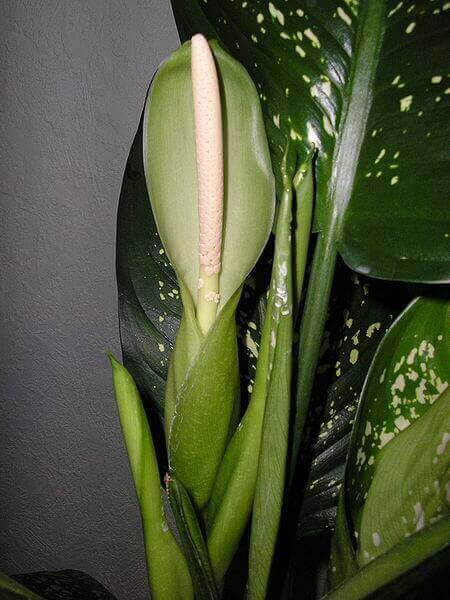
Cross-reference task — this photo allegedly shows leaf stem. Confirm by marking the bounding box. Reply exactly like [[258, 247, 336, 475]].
[[290, 231, 337, 479]]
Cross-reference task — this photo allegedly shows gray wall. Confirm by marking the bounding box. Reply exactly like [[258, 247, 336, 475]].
[[0, 2, 179, 598]]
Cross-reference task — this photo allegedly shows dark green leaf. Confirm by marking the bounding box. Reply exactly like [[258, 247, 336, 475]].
[[117, 118, 181, 424], [297, 269, 407, 537], [12, 571, 117, 600]]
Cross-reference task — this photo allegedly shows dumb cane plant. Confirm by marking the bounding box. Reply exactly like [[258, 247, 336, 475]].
[[109, 2, 449, 599]]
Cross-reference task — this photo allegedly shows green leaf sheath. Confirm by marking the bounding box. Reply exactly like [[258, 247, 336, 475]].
[[205, 291, 272, 581], [248, 154, 295, 600], [0, 573, 44, 600], [205, 150, 305, 584], [168, 476, 220, 600], [330, 297, 450, 595], [167, 287, 241, 510], [109, 355, 193, 600]]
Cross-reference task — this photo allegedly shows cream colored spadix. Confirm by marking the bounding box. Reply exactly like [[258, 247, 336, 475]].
[[191, 34, 223, 334], [143, 37, 275, 316]]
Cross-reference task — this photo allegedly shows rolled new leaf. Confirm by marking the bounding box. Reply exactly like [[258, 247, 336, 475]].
[[167, 475, 219, 600], [143, 38, 275, 508], [109, 355, 193, 600], [247, 151, 296, 600], [205, 148, 312, 583]]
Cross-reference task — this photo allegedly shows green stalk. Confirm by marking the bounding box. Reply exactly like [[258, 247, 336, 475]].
[[247, 151, 294, 599], [205, 147, 298, 584], [290, 231, 337, 479]]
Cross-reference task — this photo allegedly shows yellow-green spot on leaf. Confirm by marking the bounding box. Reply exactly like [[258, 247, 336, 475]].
[[337, 6, 352, 26], [400, 95, 413, 112], [269, 2, 285, 26], [304, 27, 321, 48], [350, 348, 359, 364]]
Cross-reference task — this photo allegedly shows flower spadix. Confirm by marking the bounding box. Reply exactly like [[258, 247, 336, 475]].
[[143, 36, 275, 508], [191, 34, 223, 335]]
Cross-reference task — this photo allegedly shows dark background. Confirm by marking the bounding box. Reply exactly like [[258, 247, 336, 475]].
[[0, 2, 179, 598]]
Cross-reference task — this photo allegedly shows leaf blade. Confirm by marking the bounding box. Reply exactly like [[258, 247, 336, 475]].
[[109, 355, 193, 600]]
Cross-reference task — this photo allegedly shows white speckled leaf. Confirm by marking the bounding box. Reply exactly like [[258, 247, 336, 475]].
[[297, 269, 408, 537], [330, 296, 450, 593], [117, 119, 182, 425], [357, 386, 449, 566], [347, 297, 449, 532]]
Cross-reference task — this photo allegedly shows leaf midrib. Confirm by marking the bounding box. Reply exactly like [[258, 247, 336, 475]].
[[328, 0, 386, 242], [290, 0, 388, 482]]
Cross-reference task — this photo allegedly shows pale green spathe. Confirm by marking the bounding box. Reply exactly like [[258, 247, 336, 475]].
[[143, 40, 275, 310]]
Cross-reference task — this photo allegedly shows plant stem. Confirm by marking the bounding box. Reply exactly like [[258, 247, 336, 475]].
[[290, 230, 337, 480]]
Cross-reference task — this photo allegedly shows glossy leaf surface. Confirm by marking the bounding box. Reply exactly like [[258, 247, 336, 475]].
[[330, 297, 450, 595], [297, 271, 407, 537], [117, 120, 182, 424]]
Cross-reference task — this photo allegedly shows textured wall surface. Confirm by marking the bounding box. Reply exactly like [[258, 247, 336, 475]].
[[0, 2, 179, 598]]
